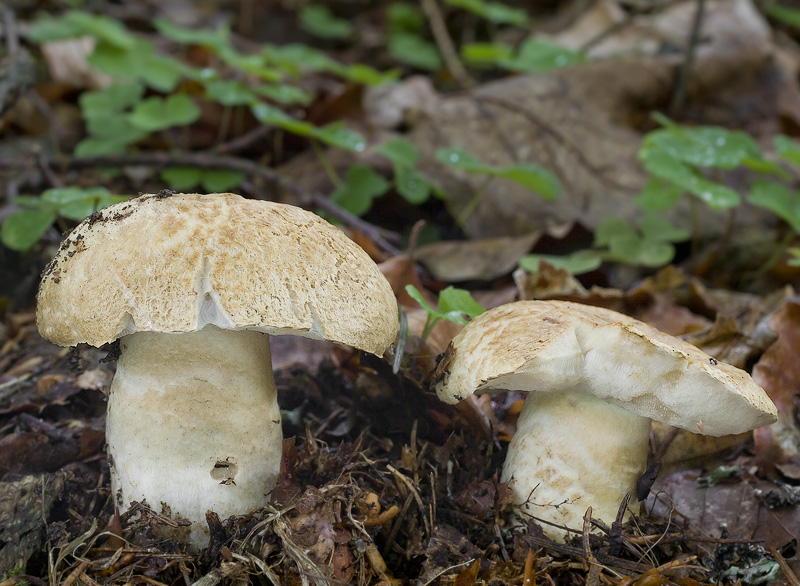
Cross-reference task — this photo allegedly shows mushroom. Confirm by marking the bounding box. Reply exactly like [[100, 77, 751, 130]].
[[432, 300, 777, 538], [37, 192, 399, 546]]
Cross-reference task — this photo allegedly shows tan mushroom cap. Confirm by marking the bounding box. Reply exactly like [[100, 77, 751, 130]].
[[434, 300, 777, 436], [37, 192, 399, 353]]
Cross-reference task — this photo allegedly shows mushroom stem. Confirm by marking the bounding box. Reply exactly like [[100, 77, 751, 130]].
[[501, 389, 651, 537], [106, 325, 281, 547]]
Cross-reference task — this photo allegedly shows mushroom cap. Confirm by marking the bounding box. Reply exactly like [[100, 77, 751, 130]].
[[433, 300, 777, 436], [37, 192, 399, 354]]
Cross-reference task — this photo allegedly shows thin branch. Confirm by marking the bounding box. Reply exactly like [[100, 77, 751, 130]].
[[668, 0, 706, 116], [421, 0, 476, 89]]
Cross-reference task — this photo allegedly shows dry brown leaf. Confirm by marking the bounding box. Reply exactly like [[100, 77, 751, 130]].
[[415, 233, 540, 282], [752, 299, 800, 472]]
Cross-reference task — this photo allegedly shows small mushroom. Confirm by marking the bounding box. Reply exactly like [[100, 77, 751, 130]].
[[37, 192, 398, 546], [433, 300, 777, 538]]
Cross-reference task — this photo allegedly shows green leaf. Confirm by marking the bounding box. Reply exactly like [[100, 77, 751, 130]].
[[261, 43, 337, 73], [643, 122, 762, 169], [639, 148, 740, 209], [405, 284, 439, 317], [443, 0, 529, 26], [438, 286, 485, 320], [436, 148, 492, 173], [80, 83, 145, 117], [331, 165, 390, 216], [634, 177, 684, 211], [202, 170, 245, 192], [63, 11, 136, 48], [519, 251, 603, 275], [336, 63, 399, 86], [128, 95, 201, 131], [87, 40, 141, 77], [767, 3, 800, 28], [299, 5, 353, 40], [379, 138, 419, 168], [632, 240, 676, 267], [775, 135, 800, 168], [255, 84, 313, 106], [161, 167, 201, 191], [395, 166, 431, 204], [205, 80, 258, 106], [747, 181, 800, 233], [74, 136, 132, 157], [40, 187, 117, 220], [312, 124, 368, 152], [1, 209, 57, 251], [388, 2, 426, 32], [638, 215, 690, 243], [787, 247, 800, 267], [154, 18, 230, 52], [388, 33, 443, 70], [496, 164, 560, 199], [461, 42, 514, 67], [27, 16, 85, 42], [594, 217, 637, 248], [138, 53, 187, 92], [501, 39, 586, 73]]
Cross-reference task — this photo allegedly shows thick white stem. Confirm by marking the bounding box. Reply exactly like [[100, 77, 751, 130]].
[[106, 325, 281, 547], [501, 390, 651, 539]]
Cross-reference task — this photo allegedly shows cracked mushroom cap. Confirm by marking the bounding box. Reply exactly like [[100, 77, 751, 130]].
[[433, 300, 777, 436], [37, 192, 399, 353]]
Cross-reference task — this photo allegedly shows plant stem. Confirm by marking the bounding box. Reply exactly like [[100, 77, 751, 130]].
[[456, 175, 492, 228]]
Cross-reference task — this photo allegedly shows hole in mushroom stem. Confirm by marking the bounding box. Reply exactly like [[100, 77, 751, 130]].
[[210, 459, 238, 485]]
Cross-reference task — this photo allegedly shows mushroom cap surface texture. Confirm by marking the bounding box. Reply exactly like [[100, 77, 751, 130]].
[[434, 300, 777, 436], [37, 192, 399, 353]]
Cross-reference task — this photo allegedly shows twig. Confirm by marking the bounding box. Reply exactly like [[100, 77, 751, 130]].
[[420, 0, 475, 89], [209, 123, 273, 155], [1, 6, 19, 56], [582, 508, 602, 586], [769, 546, 800, 586], [668, 0, 706, 116]]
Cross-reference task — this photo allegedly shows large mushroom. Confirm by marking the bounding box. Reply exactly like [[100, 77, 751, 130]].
[[433, 300, 777, 538], [37, 192, 398, 546]]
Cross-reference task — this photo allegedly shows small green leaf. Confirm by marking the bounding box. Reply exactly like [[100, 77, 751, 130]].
[[766, 3, 800, 28], [379, 138, 419, 168], [336, 63, 399, 86], [747, 181, 800, 233], [461, 42, 514, 67], [154, 19, 230, 52], [261, 43, 337, 73], [388, 33, 443, 70], [438, 286, 485, 320], [638, 215, 690, 243], [633, 240, 676, 267], [87, 40, 140, 77], [202, 170, 245, 192], [405, 284, 439, 317], [41, 186, 116, 220], [331, 165, 390, 216], [501, 39, 586, 73], [497, 164, 560, 199], [444, 0, 529, 26], [205, 80, 258, 106], [594, 217, 637, 248], [312, 124, 367, 152], [74, 136, 132, 157], [138, 53, 186, 92], [643, 123, 762, 169], [388, 2, 426, 32], [255, 84, 313, 106], [639, 148, 740, 210], [161, 167, 201, 191], [63, 11, 136, 48], [80, 83, 145, 117], [634, 177, 684, 212], [27, 16, 85, 42], [395, 166, 431, 204], [299, 5, 353, 40], [128, 95, 201, 131], [1, 209, 57, 251], [519, 251, 603, 275], [436, 148, 491, 173], [787, 247, 800, 266], [775, 135, 800, 168]]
